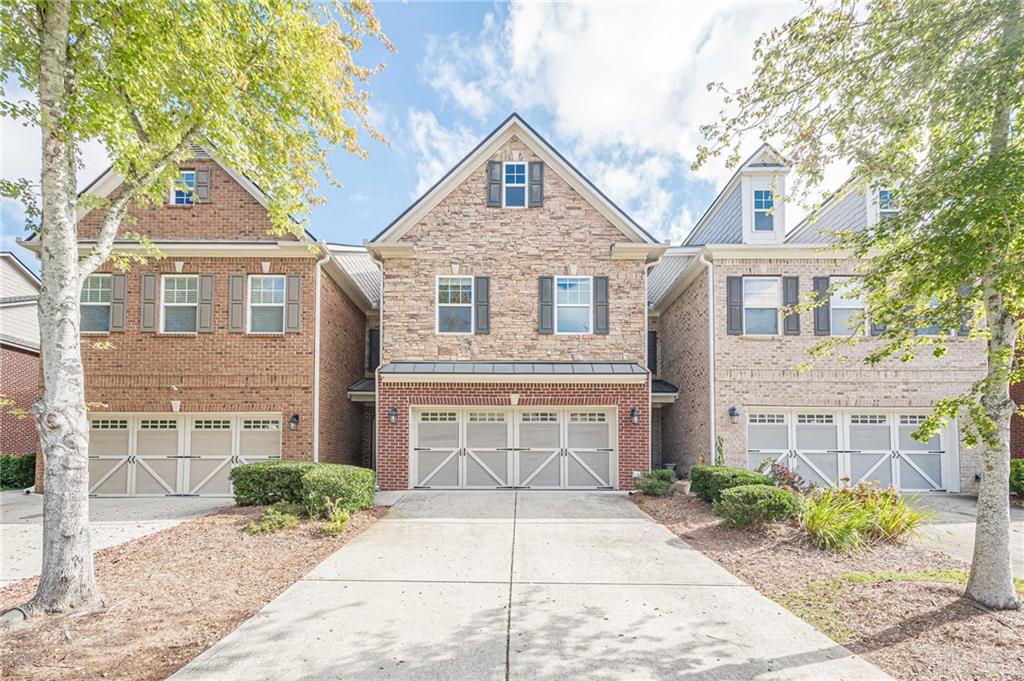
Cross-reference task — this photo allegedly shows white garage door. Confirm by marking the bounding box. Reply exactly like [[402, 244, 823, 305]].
[[411, 407, 617, 490], [746, 408, 955, 492], [88, 414, 281, 497]]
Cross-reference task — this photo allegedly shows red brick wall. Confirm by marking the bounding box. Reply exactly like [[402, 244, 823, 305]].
[[376, 380, 650, 491], [1, 345, 40, 455], [1012, 379, 1023, 459], [316, 273, 366, 465], [362, 405, 376, 469]]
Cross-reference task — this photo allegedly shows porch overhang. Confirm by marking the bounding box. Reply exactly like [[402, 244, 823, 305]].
[[651, 379, 679, 405]]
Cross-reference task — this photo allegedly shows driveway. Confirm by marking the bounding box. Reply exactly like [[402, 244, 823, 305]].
[[174, 491, 888, 680], [913, 493, 1024, 578], [1, 491, 229, 586]]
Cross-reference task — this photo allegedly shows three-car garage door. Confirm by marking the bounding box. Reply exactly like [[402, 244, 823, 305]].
[[88, 414, 282, 497], [746, 409, 957, 492], [411, 407, 618, 490]]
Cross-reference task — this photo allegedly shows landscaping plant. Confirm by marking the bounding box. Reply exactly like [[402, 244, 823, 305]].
[[301, 464, 375, 519], [1011, 459, 1024, 497], [230, 461, 316, 506], [756, 460, 808, 494], [320, 498, 352, 535], [244, 506, 300, 535], [800, 483, 931, 553], [0, 453, 35, 490], [712, 484, 802, 528], [690, 464, 772, 503], [635, 468, 677, 497]]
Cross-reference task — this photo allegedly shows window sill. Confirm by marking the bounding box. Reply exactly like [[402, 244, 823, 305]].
[[158, 332, 198, 336], [246, 332, 288, 337], [81, 331, 110, 336]]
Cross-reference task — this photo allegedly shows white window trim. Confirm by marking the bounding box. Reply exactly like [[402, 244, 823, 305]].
[[742, 276, 781, 337], [80, 273, 112, 334], [829, 276, 868, 337], [247, 274, 286, 334], [878, 187, 899, 214], [502, 161, 527, 209], [435, 274, 474, 335], [554, 275, 593, 335], [752, 189, 774, 232], [160, 274, 199, 334], [171, 170, 196, 206]]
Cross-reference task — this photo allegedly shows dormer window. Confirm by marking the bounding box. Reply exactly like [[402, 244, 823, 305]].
[[173, 171, 195, 206], [503, 163, 527, 207], [878, 188, 898, 213], [753, 189, 774, 231]]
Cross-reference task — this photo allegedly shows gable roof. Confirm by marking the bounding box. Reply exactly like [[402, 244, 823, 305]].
[[1, 251, 41, 288], [371, 113, 659, 245], [328, 244, 381, 308], [786, 178, 869, 244]]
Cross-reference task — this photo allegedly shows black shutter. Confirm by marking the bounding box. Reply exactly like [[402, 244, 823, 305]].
[[195, 169, 211, 203], [647, 330, 657, 374], [474, 276, 490, 334], [198, 274, 214, 332], [486, 160, 502, 207], [538, 276, 554, 334], [367, 328, 380, 371], [783, 276, 800, 335], [593, 276, 609, 334], [140, 273, 157, 332], [528, 161, 544, 207], [726, 276, 743, 335], [285, 274, 301, 332], [228, 275, 245, 332], [813, 276, 831, 336], [110, 273, 126, 331]]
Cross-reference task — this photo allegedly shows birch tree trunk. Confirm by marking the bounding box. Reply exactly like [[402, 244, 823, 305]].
[[28, 0, 102, 613]]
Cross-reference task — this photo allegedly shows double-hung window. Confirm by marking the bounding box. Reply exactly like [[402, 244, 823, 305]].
[[80, 274, 112, 333], [555, 276, 592, 334], [436, 276, 473, 334], [743, 277, 780, 335], [173, 171, 195, 206], [753, 189, 774, 231], [830, 277, 867, 336], [248, 275, 286, 333], [503, 162, 526, 207], [161, 275, 198, 333]]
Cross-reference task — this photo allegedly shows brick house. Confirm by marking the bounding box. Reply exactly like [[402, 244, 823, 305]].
[[1, 251, 41, 457]]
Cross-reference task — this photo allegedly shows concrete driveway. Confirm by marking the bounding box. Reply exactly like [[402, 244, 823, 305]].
[[913, 493, 1024, 578], [174, 491, 888, 680], [1, 491, 229, 586]]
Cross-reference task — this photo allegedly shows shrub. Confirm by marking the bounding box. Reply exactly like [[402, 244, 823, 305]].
[[0, 453, 35, 490], [320, 498, 351, 535], [244, 506, 300, 535], [301, 464, 375, 519], [231, 461, 315, 506], [800, 483, 931, 553], [713, 484, 802, 528], [756, 460, 808, 493], [1011, 459, 1024, 497], [690, 465, 772, 503], [635, 468, 676, 496]]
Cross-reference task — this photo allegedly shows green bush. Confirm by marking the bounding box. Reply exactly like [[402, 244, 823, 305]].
[[690, 465, 772, 503], [1011, 459, 1024, 497], [301, 464, 375, 519], [230, 461, 316, 506], [800, 484, 932, 553], [244, 506, 300, 535], [712, 484, 802, 528], [320, 498, 351, 535], [635, 468, 677, 496], [0, 453, 35, 490]]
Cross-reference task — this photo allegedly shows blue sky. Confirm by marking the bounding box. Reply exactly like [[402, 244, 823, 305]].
[[2, 1, 815, 270]]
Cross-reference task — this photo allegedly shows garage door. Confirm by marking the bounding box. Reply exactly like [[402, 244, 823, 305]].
[[88, 414, 281, 497], [747, 408, 954, 492], [411, 407, 617, 490]]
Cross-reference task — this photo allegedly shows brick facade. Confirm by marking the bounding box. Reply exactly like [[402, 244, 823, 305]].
[[375, 380, 650, 491], [1012, 379, 1023, 459], [1, 345, 40, 456]]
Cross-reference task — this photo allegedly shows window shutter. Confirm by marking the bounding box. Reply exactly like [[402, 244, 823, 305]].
[[474, 276, 490, 334], [647, 330, 657, 374], [957, 284, 971, 336], [528, 161, 544, 207], [782, 276, 800, 335], [109, 273, 126, 331], [140, 273, 157, 332], [486, 160, 502, 207], [367, 328, 380, 371], [813, 276, 831, 336], [194, 169, 211, 203], [726, 276, 743, 335], [538, 276, 554, 334], [285, 274, 302, 332], [594, 276, 609, 334], [228, 275, 245, 332], [197, 274, 214, 332]]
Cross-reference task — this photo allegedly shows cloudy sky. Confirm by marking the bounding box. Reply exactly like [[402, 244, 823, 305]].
[[1, 1, 812, 268]]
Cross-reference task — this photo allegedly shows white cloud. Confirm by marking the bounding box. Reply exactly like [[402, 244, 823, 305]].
[[406, 109, 480, 196]]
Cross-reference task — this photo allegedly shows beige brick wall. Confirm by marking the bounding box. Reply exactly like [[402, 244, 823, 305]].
[[380, 137, 647, 365]]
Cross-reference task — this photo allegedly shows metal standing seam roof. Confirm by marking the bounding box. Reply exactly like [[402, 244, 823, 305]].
[[651, 379, 679, 394], [349, 372, 674, 394], [330, 247, 381, 308], [379, 361, 648, 375]]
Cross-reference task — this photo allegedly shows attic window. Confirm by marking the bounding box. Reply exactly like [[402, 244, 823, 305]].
[[878, 188, 898, 213], [503, 163, 526, 207], [173, 171, 195, 205], [753, 189, 774, 231]]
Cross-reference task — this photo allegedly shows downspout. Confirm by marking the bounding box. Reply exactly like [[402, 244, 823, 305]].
[[645, 258, 659, 471], [311, 240, 332, 463], [698, 250, 716, 458], [368, 248, 385, 487]]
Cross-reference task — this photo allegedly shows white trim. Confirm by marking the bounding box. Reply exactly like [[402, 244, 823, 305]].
[[502, 161, 527, 208], [246, 274, 286, 334], [435, 274, 475, 335], [700, 253, 716, 457], [170, 170, 196, 206], [742, 276, 782, 336], [380, 373, 647, 385], [0, 252, 41, 286], [554, 275, 593, 335], [611, 243, 669, 262], [159, 274, 199, 334]]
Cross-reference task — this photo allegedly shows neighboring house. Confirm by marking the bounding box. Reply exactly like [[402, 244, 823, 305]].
[[0, 251, 41, 456], [1014, 379, 1023, 460]]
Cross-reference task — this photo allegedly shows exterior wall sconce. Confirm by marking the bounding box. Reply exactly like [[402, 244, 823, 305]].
[[728, 406, 741, 424], [388, 407, 398, 424], [630, 407, 640, 425], [289, 413, 300, 431]]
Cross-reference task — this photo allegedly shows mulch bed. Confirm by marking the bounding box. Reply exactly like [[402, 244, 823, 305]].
[[0, 505, 386, 681], [635, 494, 1024, 681]]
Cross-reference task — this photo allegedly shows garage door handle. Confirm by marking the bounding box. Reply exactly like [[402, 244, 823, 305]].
[[928, 450, 945, 454], [413, 447, 432, 451], [597, 448, 614, 452]]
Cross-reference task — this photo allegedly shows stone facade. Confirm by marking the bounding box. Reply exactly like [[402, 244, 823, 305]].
[[0, 345, 39, 456]]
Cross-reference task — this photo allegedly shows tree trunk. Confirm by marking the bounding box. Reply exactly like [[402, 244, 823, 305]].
[[27, 0, 103, 613], [965, 283, 1020, 610]]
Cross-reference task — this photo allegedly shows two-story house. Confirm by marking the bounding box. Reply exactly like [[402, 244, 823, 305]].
[[1, 251, 41, 457]]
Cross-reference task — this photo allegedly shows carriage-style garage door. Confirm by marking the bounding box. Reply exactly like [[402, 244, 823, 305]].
[[88, 414, 281, 497], [745, 408, 958, 492], [410, 407, 618, 490]]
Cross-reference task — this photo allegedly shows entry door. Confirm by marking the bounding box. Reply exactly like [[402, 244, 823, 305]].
[[514, 411, 563, 488], [134, 418, 181, 495], [88, 418, 131, 496], [564, 411, 615, 489], [791, 413, 842, 487], [412, 411, 462, 488], [463, 411, 513, 488]]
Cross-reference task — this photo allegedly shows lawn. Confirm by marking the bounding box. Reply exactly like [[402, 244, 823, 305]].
[[636, 493, 1024, 681], [0, 505, 385, 681]]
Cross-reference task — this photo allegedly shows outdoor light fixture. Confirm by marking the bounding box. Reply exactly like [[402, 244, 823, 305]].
[[728, 406, 741, 424], [388, 407, 398, 424], [289, 413, 300, 431], [630, 407, 640, 424]]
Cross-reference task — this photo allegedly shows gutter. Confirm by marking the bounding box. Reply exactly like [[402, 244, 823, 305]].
[[698, 250, 716, 458], [367, 247, 385, 484], [311, 240, 332, 463], [645, 258, 659, 469]]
